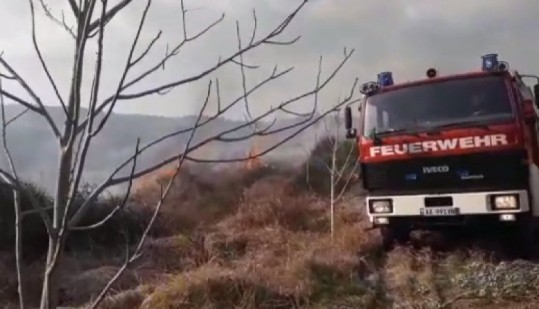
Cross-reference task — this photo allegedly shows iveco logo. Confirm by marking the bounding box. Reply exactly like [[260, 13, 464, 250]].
[[422, 165, 450, 174]]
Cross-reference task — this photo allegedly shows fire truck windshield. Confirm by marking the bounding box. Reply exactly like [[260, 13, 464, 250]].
[[363, 75, 513, 137]]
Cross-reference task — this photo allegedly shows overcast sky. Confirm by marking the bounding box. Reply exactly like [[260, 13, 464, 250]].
[[1, 0, 539, 120]]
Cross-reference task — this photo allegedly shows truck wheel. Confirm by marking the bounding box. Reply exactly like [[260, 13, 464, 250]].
[[380, 225, 410, 250], [516, 217, 539, 259]]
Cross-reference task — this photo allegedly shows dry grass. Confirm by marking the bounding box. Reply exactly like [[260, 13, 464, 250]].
[[139, 225, 374, 308], [137, 172, 378, 308], [5, 163, 539, 308]]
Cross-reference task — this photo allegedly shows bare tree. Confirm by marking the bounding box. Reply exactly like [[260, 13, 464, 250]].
[[0, 0, 358, 308], [305, 108, 359, 237]]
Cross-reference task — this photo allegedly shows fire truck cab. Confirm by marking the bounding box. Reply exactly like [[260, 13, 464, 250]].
[[344, 54, 539, 252]]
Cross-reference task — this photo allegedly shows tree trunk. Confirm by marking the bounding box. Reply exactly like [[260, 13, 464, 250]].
[[39, 235, 63, 309], [330, 178, 335, 238], [14, 190, 25, 309], [39, 13, 84, 307], [39, 134, 74, 308], [330, 138, 337, 239]]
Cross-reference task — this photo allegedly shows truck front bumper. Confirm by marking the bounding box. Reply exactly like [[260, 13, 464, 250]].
[[367, 189, 530, 227]]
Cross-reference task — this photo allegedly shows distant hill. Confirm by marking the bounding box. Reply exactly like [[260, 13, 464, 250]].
[[0, 104, 361, 193]]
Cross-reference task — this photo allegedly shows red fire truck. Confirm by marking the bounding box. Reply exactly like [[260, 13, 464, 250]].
[[344, 54, 539, 253]]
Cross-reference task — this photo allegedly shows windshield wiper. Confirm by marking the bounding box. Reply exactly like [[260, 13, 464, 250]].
[[367, 127, 424, 145], [369, 127, 429, 145], [432, 120, 491, 131], [375, 127, 422, 137], [368, 128, 383, 145]]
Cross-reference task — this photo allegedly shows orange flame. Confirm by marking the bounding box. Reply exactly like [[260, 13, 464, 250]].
[[133, 162, 182, 195], [245, 138, 264, 170]]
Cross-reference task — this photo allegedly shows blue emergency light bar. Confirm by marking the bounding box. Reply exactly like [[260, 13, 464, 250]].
[[481, 53, 499, 71], [377, 72, 394, 87], [361, 53, 509, 97]]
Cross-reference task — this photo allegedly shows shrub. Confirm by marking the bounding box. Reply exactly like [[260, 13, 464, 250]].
[[293, 136, 359, 196], [0, 180, 151, 259], [0, 181, 52, 257]]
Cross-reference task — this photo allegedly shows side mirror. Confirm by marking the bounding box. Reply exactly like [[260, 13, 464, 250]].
[[344, 106, 352, 129], [344, 106, 356, 139], [534, 84, 539, 107]]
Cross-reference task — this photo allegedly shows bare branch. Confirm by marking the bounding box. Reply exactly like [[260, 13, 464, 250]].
[[100, 72, 300, 184], [217, 53, 345, 142], [69, 78, 214, 227], [249, 9, 258, 45], [88, 74, 211, 309], [5, 108, 30, 127], [37, 5, 105, 304], [187, 80, 360, 163], [38, 0, 77, 38], [0, 55, 61, 138], [0, 78, 53, 232], [84, 0, 308, 123], [335, 141, 355, 183], [21, 206, 54, 217], [235, 20, 257, 128], [328, 111, 360, 203], [69, 138, 140, 231], [87, 0, 132, 35], [215, 78, 222, 112], [87, 52, 353, 192], [230, 58, 259, 69], [115, 13, 225, 92], [335, 158, 359, 203], [0, 89, 39, 113], [329, 126, 338, 237], [88, 0, 156, 137], [224, 49, 344, 143], [67, 0, 80, 18], [0, 72, 15, 80], [0, 169, 53, 235], [29, 0, 69, 116], [265, 36, 301, 46], [280, 55, 322, 118], [0, 76, 25, 309], [131, 31, 162, 67], [3, 0, 355, 305], [63, 0, 100, 148], [103, 67, 293, 183], [180, 0, 188, 40], [63, 0, 108, 232], [69, 121, 86, 185]]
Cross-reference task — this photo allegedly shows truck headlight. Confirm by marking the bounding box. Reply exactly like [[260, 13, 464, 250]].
[[369, 199, 392, 213], [490, 194, 519, 210]]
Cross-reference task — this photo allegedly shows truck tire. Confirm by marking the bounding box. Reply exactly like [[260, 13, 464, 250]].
[[515, 216, 539, 259], [380, 225, 410, 250]]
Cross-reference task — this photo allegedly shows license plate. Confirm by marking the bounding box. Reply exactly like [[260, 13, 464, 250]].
[[420, 207, 459, 216]]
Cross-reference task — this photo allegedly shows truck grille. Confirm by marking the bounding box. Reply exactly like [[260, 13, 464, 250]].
[[361, 149, 528, 195]]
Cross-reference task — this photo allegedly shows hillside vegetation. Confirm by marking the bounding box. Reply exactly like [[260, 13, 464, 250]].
[[1, 140, 539, 308], [0, 105, 338, 194]]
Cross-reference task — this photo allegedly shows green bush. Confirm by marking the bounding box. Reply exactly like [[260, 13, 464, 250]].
[[65, 189, 150, 252], [0, 181, 52, 253], [0, 181, 150, 259]]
